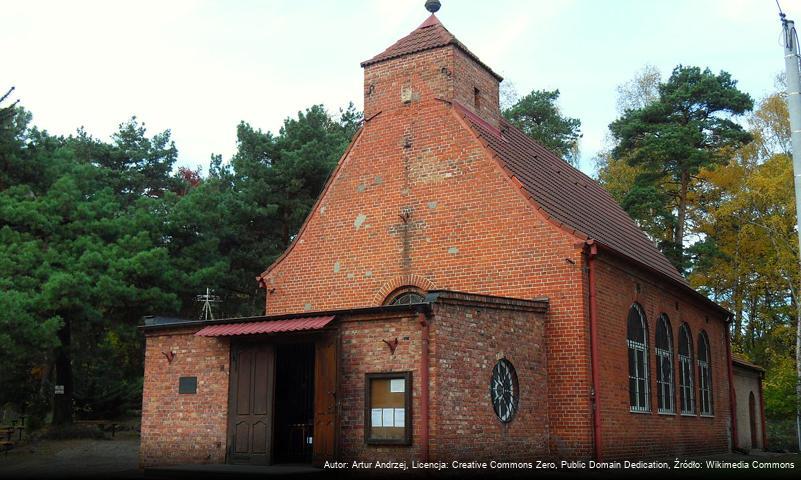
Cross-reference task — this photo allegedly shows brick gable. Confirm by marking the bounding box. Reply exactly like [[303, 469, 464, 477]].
[[260, 97, 581, 315]]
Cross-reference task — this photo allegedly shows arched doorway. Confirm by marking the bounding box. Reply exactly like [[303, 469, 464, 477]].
[[748, 391, 758, 449]]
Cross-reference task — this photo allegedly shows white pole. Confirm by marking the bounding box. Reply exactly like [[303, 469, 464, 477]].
[[780, 14, 801, 453]]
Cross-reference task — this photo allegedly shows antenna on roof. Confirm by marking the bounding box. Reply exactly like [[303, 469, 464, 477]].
[[425, 0, 441, 14], [196, 287, 221, 321]]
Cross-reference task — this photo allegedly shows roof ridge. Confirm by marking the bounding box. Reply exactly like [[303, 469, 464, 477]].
[[453, 102, 502, 139], [418, 13, 441, 29], [461, 109, 688, 288], [360, 16, 503, 81]]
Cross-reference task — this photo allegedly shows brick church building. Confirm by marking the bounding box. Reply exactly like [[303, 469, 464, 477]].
[[140, 3, 738, 467]]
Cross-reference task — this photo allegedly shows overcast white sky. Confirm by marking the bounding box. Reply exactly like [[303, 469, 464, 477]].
[[3, 0, 797, 175]]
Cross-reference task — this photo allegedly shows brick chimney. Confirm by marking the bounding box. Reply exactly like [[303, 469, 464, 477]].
[[361, 13, 503, 128]]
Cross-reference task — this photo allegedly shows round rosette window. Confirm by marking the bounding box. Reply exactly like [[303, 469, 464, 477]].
[[490, 358, 519, 423]]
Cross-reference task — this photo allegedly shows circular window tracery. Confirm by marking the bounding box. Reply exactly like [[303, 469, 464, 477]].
[[490, 358, 519, 423]]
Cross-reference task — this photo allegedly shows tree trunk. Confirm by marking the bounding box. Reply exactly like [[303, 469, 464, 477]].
[[733, 235, 743, 343], [674, 169, 690, 270], [52, 317, 73, 425], [281, 210, 290, 249], [733, 279, 743, 344], [747, 295, 757, 351]]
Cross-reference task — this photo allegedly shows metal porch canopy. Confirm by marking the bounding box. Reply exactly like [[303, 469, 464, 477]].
[[194, 315, 335, 336]]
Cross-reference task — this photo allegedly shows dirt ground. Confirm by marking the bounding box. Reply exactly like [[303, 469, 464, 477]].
[[0, 432, 141, 479], [0, 435, 797, 479]]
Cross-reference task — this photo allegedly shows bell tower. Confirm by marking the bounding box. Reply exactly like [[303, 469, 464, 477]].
[[360, 0, 503, 128]]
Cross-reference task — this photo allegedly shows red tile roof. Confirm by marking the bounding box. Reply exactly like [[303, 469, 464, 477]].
[[194, 316, 335, 337], [454, 102, 688, 287], [361, 14, 503, 81]]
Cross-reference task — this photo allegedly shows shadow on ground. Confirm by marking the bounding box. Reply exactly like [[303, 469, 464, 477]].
[[0, 436, 798, 479]]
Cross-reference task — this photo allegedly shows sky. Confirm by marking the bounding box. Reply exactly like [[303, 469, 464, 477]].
[[3, 0, 798, 176]]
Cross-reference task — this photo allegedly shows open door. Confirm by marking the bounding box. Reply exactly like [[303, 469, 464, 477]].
[[228, 343, 275, 465], [313, 333, 338, 466]]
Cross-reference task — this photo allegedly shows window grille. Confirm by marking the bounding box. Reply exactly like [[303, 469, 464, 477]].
[[627, 304, 650, 413], [655, 315, 674, 414], [698, 331, 713, 415], [678, 324, 695, 414]]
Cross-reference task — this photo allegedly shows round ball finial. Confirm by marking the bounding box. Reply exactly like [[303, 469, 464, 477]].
[[425, 0, 441, 13]]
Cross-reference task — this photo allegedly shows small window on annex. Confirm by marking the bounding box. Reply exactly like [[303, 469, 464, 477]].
[[365, 372, 412, 445], [627, 303, 649, 413], [655, 314, 674, 414], [678, 323, 695, 414], [698, 331, 713, 415]]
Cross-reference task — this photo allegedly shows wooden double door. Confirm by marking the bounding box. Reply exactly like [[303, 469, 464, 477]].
[[227, 336, 338, 466]]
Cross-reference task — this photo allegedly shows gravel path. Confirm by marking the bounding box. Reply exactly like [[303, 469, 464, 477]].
[[0, 433, 141, 478]]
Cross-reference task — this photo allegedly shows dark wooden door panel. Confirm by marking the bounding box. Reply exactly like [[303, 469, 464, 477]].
[[313, 334, 338, 466], [234, 422, 249, 453], [254, 350, 271, 415], [236, 350, 252, 415], [228, 343, 274, 465]]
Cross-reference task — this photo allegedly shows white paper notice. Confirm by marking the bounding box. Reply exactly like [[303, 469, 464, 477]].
[[390, 378, 405, 393], [393, 408, 405, 427], [371, 409, 383, 427], [382, 408, 394, 426]]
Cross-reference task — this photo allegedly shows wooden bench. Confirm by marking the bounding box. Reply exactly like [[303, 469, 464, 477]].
[[1, 425, 23, 441], [74, 420, 119, 438], [0, 440, 13, 456]]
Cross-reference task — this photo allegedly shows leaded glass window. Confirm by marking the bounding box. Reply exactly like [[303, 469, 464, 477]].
[[627, 304, 649, 413], [678, 324, 695, 414], [698, 331, 713, 415], [655, 314, 674, 414]]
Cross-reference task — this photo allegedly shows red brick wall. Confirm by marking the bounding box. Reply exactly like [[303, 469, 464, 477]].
[[452, 48, 501, 128], [363, 47, 453, 121], [362, 45, 500, 127], [593, 254, 731, 458], [337, 311, 424, 461], [262, 99, 583, 317], [428, 296, 549, 460], [140, 329, 230, 467], [262, 42, 593, 458], [336, 296, 548, 462], [253, 26, 733, 461]]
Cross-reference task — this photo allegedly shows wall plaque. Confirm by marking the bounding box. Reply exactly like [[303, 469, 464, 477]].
[[178, 376, 197, 394]]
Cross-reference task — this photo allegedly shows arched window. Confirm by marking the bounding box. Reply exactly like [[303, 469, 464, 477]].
[[386, 288, 426, 306], [655, 314, 674, 414], [627, 304, 649, 412], [678, 323, 695, 414], [698, 331, 713, 415]]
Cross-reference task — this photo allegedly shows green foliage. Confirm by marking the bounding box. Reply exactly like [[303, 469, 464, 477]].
[[765, 355, 798, 420], [687, 92, 799, 426], [609, 65, 754, 271], [0, 115, 185, 422], [0, 99, 360, 421], [502, 89, 582, 165], [164, 104, 361, 318], [601, 68, 796, 425]]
